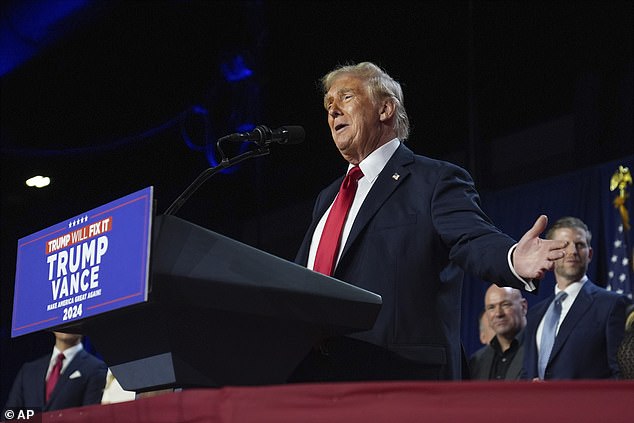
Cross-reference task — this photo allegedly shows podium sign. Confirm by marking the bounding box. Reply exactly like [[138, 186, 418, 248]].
[[11, 187, 153, 337]]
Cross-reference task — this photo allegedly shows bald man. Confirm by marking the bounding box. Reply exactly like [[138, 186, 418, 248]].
[[469, 284, 527, 380]]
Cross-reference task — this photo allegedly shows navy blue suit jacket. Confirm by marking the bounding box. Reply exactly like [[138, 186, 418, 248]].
[[4, 349, 107, 411], [296, 144, 527, 379], [523, 280, 628, 379]]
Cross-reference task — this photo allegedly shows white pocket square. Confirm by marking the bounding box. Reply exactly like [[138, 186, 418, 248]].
[[69, 370, 82, 379]]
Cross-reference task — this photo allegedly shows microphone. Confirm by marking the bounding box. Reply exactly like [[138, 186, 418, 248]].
[[222, 125, 305, 146]]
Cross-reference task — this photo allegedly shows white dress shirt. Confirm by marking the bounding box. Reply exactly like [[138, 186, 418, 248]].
[[535, 276, 587, 352], [306, 138, 532, 291], [307, 138, 400, 271], [46, 342, 83, 380]]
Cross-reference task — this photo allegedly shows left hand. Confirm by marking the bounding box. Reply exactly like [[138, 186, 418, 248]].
[[512, 215, 568, 280]]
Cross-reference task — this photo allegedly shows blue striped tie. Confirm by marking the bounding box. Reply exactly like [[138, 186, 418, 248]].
[[538, 291, 568, 379]]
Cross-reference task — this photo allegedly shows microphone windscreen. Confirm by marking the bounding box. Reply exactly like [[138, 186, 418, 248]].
[[281, 126, 305, 144]]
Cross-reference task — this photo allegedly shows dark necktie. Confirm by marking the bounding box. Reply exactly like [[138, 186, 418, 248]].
[[538, 291, 568, 379], [46, 352, 65, 402], [313, 166, 364, 276]]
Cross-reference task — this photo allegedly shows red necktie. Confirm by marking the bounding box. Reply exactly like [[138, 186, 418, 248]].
[[46, 352, 65, 402], [313, 166, 364, 276]]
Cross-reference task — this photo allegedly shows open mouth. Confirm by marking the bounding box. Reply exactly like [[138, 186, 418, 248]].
[[334, 123, 348, 132]]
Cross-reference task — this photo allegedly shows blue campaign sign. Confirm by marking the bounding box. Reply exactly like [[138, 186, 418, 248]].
[[12, 187, 153, 337]]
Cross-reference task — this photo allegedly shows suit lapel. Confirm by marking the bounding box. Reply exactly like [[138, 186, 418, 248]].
[[525, 299, 551, 378], [34, 355, 49, 408], [533, 299, 552, 334], [506, 341, 525, 380], [339, 144, 414, 261], [479, 348, 495, 379], [48, 350, 84, 406], [549, 282, 594, 363]]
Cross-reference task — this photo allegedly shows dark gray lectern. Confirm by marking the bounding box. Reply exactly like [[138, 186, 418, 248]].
[[68, 215, 381, 392]]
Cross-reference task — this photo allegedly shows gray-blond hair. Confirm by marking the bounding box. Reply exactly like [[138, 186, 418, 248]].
[[320, 62, 410, 140]]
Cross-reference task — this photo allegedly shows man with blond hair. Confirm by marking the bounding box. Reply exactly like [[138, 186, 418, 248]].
[[523, 216, 629, 380]]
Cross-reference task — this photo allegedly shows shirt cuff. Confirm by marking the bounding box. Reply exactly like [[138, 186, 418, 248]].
[[508, 243, 536, 292]]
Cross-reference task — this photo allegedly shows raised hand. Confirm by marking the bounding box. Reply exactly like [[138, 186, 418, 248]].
[[513, 215, 568, 280]]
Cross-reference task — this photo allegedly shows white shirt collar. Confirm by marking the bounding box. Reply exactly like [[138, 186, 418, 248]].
[[51, 342, 83, 374], [536, 275, 588, 351], [349, 138, 400, 183], [555, 275, 588, 298], [554, 275, 587, 319]]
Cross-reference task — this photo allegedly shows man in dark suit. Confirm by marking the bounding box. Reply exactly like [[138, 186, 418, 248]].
[[4, 331, 107, 412], [467, 309, 496, 376], [291, 61, 568, 381], [469, 284, 527, 380], [523, 216, 629, 380]]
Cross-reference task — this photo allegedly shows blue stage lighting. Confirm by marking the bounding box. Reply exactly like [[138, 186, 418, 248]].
[[221, 55, 253, 82]]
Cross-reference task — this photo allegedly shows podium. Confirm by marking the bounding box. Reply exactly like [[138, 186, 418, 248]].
[[67, 214, 382, 392]]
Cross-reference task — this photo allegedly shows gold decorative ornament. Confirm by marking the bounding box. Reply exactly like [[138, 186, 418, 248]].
[[610, 165, 632, 231]]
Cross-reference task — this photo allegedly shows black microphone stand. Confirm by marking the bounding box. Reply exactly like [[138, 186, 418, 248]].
[[163, 136, 270, 216]]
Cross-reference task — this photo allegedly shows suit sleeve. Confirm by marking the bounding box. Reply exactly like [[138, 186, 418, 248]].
[[430, 162, 520, 288], [80, 359, 107, 406]]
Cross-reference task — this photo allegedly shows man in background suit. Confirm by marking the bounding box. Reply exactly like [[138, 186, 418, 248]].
[[4, 331, 107, 412], [291, 61, 568, 381], [469, 284, 527, 380], [467, 308, 496, 378], [523, 216, 630, 380]]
